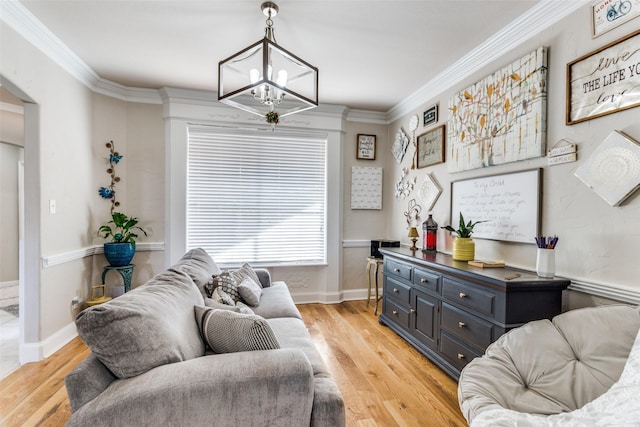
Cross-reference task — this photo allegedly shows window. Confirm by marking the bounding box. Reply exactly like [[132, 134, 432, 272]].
[[187, 125, 327, 266]]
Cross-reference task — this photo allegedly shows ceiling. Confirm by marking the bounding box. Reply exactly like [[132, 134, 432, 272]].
[[18, 0, 541, 112]]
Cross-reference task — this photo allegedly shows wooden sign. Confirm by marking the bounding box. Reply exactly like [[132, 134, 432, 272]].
[[567, 29, 640, 125]]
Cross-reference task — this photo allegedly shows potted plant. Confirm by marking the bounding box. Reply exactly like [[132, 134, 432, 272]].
[[98, 212, 148, 266], [441, 213, 488, 261]]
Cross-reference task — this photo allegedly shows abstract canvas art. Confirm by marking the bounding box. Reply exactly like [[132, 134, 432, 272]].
[[448, 47, 548, 172]]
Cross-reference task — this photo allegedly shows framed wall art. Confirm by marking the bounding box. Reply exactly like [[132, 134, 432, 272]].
[[592, 0, 640, 38], [416, 125, 445, 168], [423, 104, 438, 127], [448, 47, 547, 172], [351, 166, 382, 209], [356, 134, 376, 160], [567, 29, 640, 125]]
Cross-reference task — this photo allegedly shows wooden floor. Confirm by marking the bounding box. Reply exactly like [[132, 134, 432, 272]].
[[0, 300, 467, 426]]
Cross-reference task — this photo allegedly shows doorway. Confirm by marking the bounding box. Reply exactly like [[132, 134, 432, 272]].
[[0, 86, 24, 379]]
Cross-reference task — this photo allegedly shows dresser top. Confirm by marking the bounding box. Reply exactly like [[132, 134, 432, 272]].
[[379, 247, 570, 291]]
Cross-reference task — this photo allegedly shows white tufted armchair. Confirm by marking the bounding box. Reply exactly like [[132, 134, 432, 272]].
[[458, 304, 640, 425]]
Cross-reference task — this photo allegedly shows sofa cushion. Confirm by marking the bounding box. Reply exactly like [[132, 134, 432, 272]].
[[252, 282, 302, 319], [170, 248, 221, 298], [194, 306, 280, 353], [75, 269, 205, 379], [238, 276, 263, 307], [267, 317, 330, 378]]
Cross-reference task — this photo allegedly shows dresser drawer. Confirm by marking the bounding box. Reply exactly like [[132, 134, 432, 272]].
[[441, 303, 494, 351], [442, 278, 495, 317], [440, 332, 482, 372], [384, 298, 411, 329], [385, 259, 412, 282], [385, 277, 411, 306], [413, 268, 440, 294]]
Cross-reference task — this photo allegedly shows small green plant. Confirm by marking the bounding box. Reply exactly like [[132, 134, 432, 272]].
[[265, 110, 279, 125], [98, 212, 148, 244], [441, 212, 488, 238]]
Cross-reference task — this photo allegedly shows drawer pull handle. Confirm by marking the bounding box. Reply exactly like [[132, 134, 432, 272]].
[[457, 353, 465, 360], [393, 268, 400, 272], [393, 288, 399, 293], [420, 278, 427, 283], [458, 322, 466, 328], [459, 292, 467, 298], [392, 310, 398, 315], [410, 309, 416, 314]]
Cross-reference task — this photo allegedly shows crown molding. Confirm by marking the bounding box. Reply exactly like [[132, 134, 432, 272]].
[[387, 0, 590, 122], [0, 1, 161, 104]]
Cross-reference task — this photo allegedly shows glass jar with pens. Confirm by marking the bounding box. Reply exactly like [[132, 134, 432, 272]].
[[535, 235, 558, 278]]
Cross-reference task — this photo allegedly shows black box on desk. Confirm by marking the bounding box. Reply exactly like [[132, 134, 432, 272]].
[[371, 240, 400, 259]]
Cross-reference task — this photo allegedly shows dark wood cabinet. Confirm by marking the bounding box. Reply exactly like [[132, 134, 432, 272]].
[[379, 247, 570, 380]]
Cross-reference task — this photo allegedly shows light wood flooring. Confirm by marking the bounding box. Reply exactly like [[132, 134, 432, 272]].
[[0, 300, 467, 426]]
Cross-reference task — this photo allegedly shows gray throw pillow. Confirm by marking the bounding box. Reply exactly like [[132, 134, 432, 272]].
[[76, 270, 205, 379], [237, 263, 263, 288], [237, 276, 263, 307], [194, 306, 280, 354]]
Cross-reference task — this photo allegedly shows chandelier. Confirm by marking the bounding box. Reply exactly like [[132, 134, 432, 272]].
[[218, 2, 319, 120]]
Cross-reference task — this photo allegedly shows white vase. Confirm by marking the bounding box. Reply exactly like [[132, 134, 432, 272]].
[[536, 248, 555, 278]]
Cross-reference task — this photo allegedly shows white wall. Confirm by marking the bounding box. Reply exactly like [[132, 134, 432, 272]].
[[386, 6, 640, 307], [341, 119, 389, 296]]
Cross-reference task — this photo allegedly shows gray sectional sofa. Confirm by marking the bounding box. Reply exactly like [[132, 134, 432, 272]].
[[65, 248, 345, 427]]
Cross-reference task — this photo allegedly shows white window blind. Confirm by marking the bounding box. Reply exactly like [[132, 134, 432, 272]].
[[187, 125, 327, 266]]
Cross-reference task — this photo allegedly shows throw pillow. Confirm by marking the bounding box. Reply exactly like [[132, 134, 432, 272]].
[[236, 263, 263, 288], [194, 306, 280, 354], [211, 271, 241, 303], [237, 276, 263, 307]]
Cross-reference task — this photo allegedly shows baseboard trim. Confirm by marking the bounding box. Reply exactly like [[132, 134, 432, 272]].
[[41, 242, 165, 268], [20, 321, 77, 363], [292, 288, 381, 305]]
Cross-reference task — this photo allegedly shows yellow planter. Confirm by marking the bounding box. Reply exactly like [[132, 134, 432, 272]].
[[453, 237, 475, 261]]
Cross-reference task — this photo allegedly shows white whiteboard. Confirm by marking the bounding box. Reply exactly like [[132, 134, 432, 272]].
[[450, 169, 541, 243]]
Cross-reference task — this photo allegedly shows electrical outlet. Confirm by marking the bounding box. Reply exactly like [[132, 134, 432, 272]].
[[49, 199, 56, 215]]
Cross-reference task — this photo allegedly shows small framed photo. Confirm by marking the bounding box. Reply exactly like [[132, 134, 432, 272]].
[[416, 125, 445, 168], [356, 134, 376, 160], [423, 104, 438, 127], [591, 0, 640, 38]]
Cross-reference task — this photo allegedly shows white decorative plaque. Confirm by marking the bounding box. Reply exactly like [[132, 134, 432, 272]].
[[574, 131, 640, 206], [351, 167, 383, 209]]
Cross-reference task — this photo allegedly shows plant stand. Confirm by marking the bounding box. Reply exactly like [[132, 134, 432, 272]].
[[102, 264, 135, 293]]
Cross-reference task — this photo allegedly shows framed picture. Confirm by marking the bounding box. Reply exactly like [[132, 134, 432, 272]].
[[356, 134, 376, 160], [567, 29, 640, 125], [423, 104, 438, 127], [592, 0, 640, 38], [416, 125, 445, 168]]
